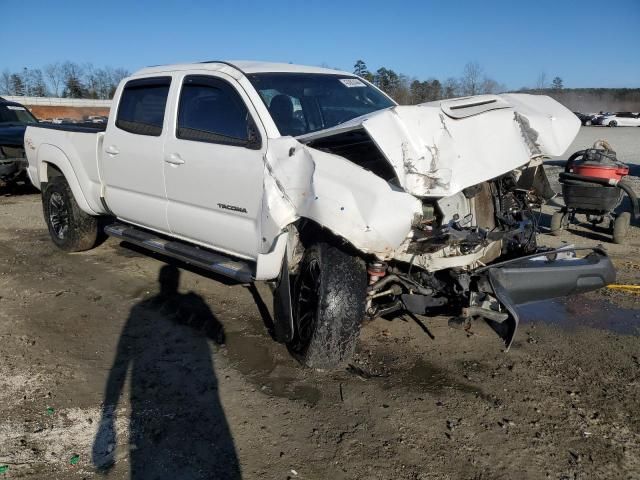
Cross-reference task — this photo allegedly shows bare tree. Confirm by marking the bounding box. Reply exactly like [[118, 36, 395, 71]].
[[480, 76, 502, 94], [535, 72, 547, 91], [0, 70, 12, 95], [45, 62, 64, 97], [443, 77, 460, 98], [109, 68, 130, 98], [460, 62, 483, 96], [26, 68, 48, 96]]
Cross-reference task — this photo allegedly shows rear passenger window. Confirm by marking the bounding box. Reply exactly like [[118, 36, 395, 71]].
[[116, 77, 171, 136], [177, 75, 251, 146]]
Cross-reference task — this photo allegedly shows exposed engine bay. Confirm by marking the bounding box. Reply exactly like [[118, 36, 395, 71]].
[[360, 167, 551, 346]]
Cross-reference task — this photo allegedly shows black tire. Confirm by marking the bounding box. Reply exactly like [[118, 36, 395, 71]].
[[550, 211, 568, 236], [612, 212, 631, 244], [287, 243, 367, 370], [608, 120, 618, 127], [42, 175, 98, 252]]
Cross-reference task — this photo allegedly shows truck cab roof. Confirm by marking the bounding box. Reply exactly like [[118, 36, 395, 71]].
[[134, 60, 353, 77]]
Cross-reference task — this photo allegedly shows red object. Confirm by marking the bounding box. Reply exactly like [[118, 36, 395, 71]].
[[367, 262, 387, 285], [571, 163, 629, 181]]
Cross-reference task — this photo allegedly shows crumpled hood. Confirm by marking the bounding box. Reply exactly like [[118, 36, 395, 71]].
[[299, 94, 580, 197]]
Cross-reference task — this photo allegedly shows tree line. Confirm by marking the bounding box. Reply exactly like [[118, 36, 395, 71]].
[[0, 59, 518, 103], [353, 59, 507, 104], [0, 62, 129, 99], [3, 59, 638, 110]]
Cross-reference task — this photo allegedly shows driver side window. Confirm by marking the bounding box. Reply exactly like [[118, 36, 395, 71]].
[[177, 75, 258, 148]]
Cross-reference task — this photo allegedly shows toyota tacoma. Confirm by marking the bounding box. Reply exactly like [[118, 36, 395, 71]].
[[24, 61, 615, 368]]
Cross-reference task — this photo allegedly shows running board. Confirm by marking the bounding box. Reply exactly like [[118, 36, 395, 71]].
[[104, 223, 254, 283]]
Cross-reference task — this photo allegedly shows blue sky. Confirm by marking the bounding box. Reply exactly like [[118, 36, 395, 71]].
[[2, 0, 639, 89]]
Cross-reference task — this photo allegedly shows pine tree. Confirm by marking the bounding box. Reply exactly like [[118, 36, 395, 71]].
[[552, 77, 564, 90]]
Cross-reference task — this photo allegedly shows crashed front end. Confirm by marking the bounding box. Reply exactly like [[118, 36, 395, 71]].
[[263, 93, 616, 348]]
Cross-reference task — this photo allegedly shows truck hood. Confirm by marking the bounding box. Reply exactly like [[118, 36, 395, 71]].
[[298, 93, 580, 197]]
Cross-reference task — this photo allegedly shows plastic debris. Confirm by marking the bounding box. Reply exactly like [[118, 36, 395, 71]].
[[46, 407, 55, 416], [0, 465, 8, 474], [70, 454, 80, 465]]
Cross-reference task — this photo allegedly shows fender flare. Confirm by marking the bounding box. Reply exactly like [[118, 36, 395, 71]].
[[37, 144, 98, 215]]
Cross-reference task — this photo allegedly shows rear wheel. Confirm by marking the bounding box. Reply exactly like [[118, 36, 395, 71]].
[[612, 212, 631, 244], [585, 120, 592, 126], [42, 175, 98, 252], [287, 243, 367, 369]]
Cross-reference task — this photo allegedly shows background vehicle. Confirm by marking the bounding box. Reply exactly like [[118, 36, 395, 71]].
[[602, 112, 640, 127], [592, 112, 615, 125], [0, 97, 39, 186], [573, 111, 596, 126], [24, 61, 615, 369]]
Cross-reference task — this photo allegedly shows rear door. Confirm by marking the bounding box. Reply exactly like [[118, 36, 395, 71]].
[[101, 76, 172, 232], [163, 73, 266, 259]]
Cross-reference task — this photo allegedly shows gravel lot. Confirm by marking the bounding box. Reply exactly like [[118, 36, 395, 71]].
[[0, 127, 638, 479]]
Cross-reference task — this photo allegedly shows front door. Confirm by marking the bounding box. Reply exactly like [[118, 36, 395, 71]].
[[163, 73, 266, 259], [101, 76, 172, 232]]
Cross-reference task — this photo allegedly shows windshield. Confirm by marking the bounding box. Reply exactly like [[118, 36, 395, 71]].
[[248, 73, 395, 136], [0, 104, 38, 125]]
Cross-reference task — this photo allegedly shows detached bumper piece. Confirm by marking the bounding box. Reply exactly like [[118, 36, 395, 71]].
[[479, 247, 616, 349]]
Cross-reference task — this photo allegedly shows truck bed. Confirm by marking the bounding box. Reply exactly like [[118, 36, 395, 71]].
[[35, 122, 107, 133], [24, 123, 107, 216]]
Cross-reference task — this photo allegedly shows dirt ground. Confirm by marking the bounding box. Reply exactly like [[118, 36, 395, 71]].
[[0, 127, 639, 479]]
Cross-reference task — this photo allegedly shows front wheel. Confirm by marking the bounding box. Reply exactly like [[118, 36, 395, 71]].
[[42, 175, 98, 252], [287, 243, 367, 369], [608, 120, 618, 127]]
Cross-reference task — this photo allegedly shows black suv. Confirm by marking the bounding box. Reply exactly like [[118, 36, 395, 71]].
[[0, 97, 39, 185]]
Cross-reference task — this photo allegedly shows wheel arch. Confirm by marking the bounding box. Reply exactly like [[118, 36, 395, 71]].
[[37, 144, 98, 215]]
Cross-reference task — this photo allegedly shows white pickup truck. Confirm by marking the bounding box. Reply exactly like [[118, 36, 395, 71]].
[[25, 61, 615, 368]]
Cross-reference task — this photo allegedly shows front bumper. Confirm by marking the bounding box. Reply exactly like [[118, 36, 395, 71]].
[[479, 247, 616, 348]]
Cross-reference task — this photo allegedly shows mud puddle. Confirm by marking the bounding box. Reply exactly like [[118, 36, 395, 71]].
[[223, 330, 322, 406], [518, 295, 640, 335]]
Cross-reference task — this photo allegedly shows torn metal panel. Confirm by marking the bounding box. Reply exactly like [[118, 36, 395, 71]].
[[262, 137, 422, 258]]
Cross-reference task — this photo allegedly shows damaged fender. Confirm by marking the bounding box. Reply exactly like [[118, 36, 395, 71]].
[[261, 137, 422, 258]]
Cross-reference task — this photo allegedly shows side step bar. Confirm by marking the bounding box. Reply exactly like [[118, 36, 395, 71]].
[[104, 223, 254, 283]]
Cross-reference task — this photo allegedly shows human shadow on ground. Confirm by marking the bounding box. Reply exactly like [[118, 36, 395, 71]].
[[92, 265, 241, 479]]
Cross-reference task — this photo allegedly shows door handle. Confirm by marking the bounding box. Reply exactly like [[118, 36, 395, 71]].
[[105, 145, 120, 156], [165, 153, 185, 165]]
